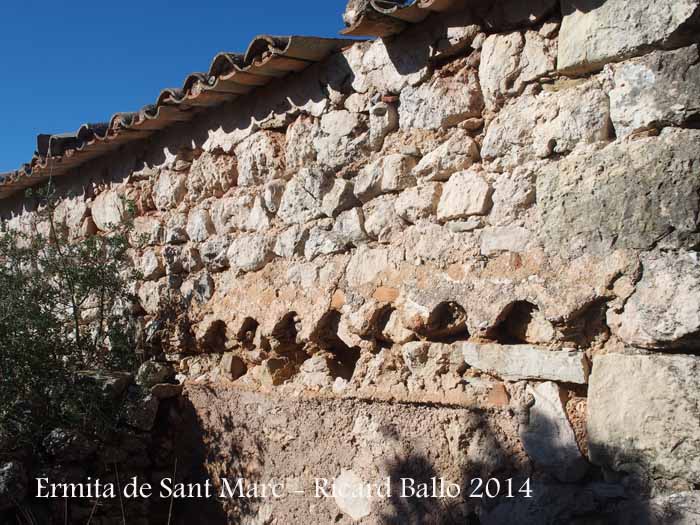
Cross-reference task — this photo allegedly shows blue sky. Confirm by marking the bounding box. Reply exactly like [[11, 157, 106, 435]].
[[0, 1, 347, 172]]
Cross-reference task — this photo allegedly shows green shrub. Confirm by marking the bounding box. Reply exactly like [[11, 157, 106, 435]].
[[0, 185, 140, 450]]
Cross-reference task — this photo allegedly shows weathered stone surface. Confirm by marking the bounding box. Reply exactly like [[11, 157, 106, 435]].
[[137, 279, 168, 315], [285, 115, 318, 173], [354, 154, 417, 202], [333, 469, 372, 520], [277, 168, 327, 225], [131, 216, 163, 246], [227, 234, 275, 273], [313, 110, 369, 170], [186, 152, 237, 202], [520, 382, 589, 482], [245, 196, 272, 232], [537, 129, 700, 256], [480, 226, 531, 256], [153, 171, 187, 210], [346, 38, 430, 95], [490, 166, 536, 226], [200, 236, 230, 272], [608, 45, 700, 138], [412, 130, 480, 181], [210, 193, 254, 234], [273, 225, 305, 258], [334, 207, 368, 246], [437, 169, 492, 221], [0, 461, 27, 511], [608, 251, 700, 350], [262, 179, 286, 215], [140, 250, 164, 281], [399, 69, 484, 130], [588, 353, 700, 484], [321, 178, 358, 218], [91, 190, 124, 231], [362, 195, 406, 243], [304, 226, 348, 261], [234, 131, 285, 186], [482, 80, 611, 166], [558, 0, 700, 75], [186, 208, 215, 242], [181, 272, 214, 304], [462, 343, 589, 384], [136, 361, 175, 388], [164, 212, 188, 245], [480, 31, 556, 110], [394, 183, 442, 224], [369, 101, 398, 151]]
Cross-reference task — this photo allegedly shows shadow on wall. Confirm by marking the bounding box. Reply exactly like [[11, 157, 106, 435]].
[[168, 386, 260, 525], [168, 389, 684, 525], [560, 0, 607, 16]]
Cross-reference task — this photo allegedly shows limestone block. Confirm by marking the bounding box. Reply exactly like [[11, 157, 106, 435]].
[[354, 154, 417, 203], [559, 0, 700, 75], [200, 236, 231, 273], [273, 225, 305, 258], [462, 343, 589, 384], [334, 207, 368, 247], [140, 250, 165, 281], [234, 131, 285, 187], [245, 197, 272, 232], [304, 227, 348, 261], [186, 152, 237, 202], [437, 170, 492, 221], [394, 183, 442, 224], [362, 195, 406, 243], [608, 250, 700, 350], [608, 45, 700, 138], [91, 191, 124, 231], [537, 129, 700, 256], [263, 179, 286, 215], [489, 166, 536, 226], [277, 168, 327, 225], [210, 193, 254, 234], [313, 110, 369, 170], [227, 234, 275, 273], [588, 353, 700, 484], [285, 115, 318, 173], [399, 70, 484, 130], [153, 171, 187, 211], [346, 38, 430, 95], [482, 80, 610, 167], [136, 361, 175, 388], [321, 178, 358, 218], [369, 101, 398, 151], [186, 208, 215, 242], [132, 216, 163, 246], [163, 213, 188, 245], [412, 130, 480, 182]]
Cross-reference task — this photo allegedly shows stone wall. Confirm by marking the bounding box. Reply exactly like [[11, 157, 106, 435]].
[[2, 0, 700, 523]]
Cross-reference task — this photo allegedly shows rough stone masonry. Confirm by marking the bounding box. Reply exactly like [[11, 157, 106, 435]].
[[1, 0, 700, 523]]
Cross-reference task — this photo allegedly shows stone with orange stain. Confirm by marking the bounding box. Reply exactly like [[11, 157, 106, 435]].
[[373, 286, 399, 303]]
